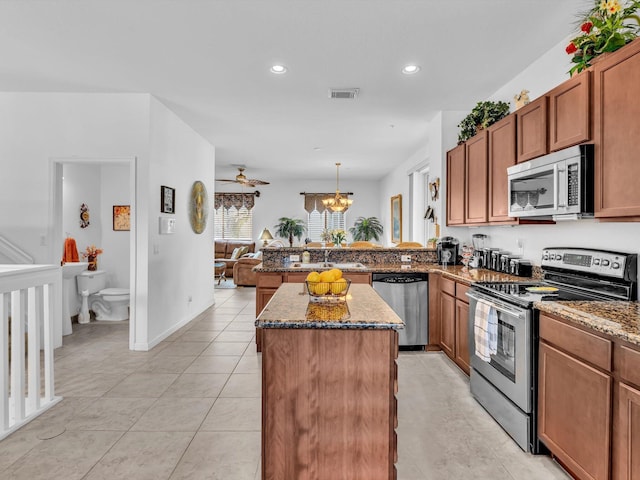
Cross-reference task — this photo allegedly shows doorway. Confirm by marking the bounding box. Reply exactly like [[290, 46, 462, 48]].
[[49, 157, 137, 350]]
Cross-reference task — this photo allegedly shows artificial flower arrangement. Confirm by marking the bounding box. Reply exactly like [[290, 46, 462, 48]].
[[82, 245, 103, 270], [566, 0, 640, 76], [320, 229, 333, 243], [330, 229, 347, 246]]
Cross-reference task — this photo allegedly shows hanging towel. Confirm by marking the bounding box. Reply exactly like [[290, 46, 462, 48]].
[[61, 237, 79, 264], [474, 302, 498, 362]]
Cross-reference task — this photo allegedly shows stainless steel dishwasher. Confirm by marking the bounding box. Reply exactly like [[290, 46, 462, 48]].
[[372, 273, 428, 348]]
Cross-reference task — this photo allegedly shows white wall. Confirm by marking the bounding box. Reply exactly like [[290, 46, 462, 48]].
[[0, 92, 216, 349], [216, 178, 381, 246], [100, 164, 130, 288], [146, 97, 215, 346]]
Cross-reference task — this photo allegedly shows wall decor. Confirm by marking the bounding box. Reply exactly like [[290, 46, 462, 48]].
[[161, 185, 175, 214], [113, 205, 131, 231], [428, 178, 440, 201], [391, 194, 402, 244], [189, 180, 209, 234], [79, 203, 90, 229]]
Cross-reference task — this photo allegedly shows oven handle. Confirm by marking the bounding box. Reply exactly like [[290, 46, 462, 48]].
[[466, 290, 527, 319]]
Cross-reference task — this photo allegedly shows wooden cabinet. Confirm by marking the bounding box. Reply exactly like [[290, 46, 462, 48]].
[[464, 130, 488, 224], [614, 345, 640, 480], [548, 70, 591, 151], [593, 38, 640, 219], [487, 114, 517, 223], [438, 276, 470, 375], [427, 273, 441, 350], [516, 96, 548, 163], [538, 313, 613, 480], [446, 144, 466, 225]]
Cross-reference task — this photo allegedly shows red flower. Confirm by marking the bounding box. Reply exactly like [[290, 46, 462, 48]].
[[566, 42, 578, 54], [581, 21, 593, 33]]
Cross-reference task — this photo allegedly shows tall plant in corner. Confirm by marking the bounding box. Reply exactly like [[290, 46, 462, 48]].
[[566, 0, 640, 76], [349, 216, 383, 242], [274, 217, 307, 247]]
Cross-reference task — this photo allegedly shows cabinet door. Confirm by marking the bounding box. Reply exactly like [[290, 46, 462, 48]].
[[487, 115, 517, 222], [538, 342, 612, 480], [464, 130, 488, 224], [615, 382, 640, 480], [454, 299, 470, 375], [549, 71, 591, 151], [594, 38, 640, 218], [446, 144, 466, 225], [428, 274, 441, 349], [343, 272, 372, 284], [516, 96, 548, 163], [439, 293, 455, 359]]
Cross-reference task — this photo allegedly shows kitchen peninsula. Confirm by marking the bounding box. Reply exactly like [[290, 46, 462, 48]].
[[255, 283, 403, 480]]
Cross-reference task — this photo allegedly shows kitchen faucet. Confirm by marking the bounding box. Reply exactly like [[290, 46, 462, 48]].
[[324, 248, 330, 264]]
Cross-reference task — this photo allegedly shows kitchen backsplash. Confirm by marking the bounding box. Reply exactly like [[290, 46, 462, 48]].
[[260, 247, 437, 268]]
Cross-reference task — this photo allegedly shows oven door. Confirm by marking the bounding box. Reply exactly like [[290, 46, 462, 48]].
[[467, 289, 532, 413]]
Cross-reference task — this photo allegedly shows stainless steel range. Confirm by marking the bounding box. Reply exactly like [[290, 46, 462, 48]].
[[467, 247, 637, 453]]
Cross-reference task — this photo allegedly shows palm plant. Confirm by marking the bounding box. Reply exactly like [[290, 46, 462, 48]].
[[349, 216, 383, 242], [274, 217, 307, 247]]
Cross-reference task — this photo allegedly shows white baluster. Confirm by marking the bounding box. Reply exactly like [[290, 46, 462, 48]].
[[27, 286, 42, 413], [43, 283, 55, 402], [0, 293, 8, 430], [10, 289, 26, 423]]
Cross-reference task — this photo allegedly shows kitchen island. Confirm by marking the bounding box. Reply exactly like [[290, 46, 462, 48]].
[[255, 283, 403, 480]]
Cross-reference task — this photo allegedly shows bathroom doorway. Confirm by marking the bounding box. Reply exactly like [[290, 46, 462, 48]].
[[49, 157, 138, 350]]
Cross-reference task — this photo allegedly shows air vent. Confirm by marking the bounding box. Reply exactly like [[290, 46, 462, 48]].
[[329, 88, 359, 99]]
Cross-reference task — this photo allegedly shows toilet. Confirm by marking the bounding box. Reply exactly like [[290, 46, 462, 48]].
[[76, 270, 130, 322]]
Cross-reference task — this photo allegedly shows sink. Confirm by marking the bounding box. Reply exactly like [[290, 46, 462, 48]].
[[62, 262, 88, 336], [329, 262, 367, 269], [62, 261, 89, 279], [289, 262, 367, 270]]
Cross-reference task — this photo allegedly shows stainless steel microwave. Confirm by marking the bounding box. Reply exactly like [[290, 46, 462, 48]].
[[507, 144, 594, 220]]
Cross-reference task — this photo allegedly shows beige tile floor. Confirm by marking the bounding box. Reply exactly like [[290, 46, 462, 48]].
[[0, 284, 571, 480]]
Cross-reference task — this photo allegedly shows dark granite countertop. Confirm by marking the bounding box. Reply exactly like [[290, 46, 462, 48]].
[[535, 301, 640, 347], [255, 283, 404, 330]]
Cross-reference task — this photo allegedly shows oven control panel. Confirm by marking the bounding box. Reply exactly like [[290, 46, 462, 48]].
[[541, 248, 634, 279]]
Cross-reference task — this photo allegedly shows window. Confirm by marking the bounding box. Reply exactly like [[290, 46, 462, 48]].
[[214, 206, 253, 240], [307, 210, 345, 241]]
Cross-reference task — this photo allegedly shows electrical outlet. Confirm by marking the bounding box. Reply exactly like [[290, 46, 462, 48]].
[[401, 264, 412, 270], [289, 254, 300, 262], [401, 254, 411, 262]]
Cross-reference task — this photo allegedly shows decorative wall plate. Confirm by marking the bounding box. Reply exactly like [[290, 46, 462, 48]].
[[189, 180, 209, 234]]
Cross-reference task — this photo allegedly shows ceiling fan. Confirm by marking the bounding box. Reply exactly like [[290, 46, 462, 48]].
[[215, 167, 270, 187]]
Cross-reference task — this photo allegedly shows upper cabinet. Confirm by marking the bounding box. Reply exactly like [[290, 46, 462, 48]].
[[446, 144, 466, 226], [464, 130, 488, 224], [487, 114, 517, 223], [516, 96, 548, 163], [593, 38, 640, 219], [548, 71, 591, 152]]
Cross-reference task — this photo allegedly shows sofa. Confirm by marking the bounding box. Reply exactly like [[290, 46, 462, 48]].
[[233, 254, 262, 286], [214, 240, 255, 278]]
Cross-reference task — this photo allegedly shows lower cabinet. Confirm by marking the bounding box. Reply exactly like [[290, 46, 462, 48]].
[[537, 313, 640, 480], [438, 276, 470, 375], [538, 341, 612, 480]]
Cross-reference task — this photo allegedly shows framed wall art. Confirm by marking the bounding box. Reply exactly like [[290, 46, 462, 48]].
[[391, 194, 402, 244], [161, 185, 175, 214], [113, 205, 131, 231]]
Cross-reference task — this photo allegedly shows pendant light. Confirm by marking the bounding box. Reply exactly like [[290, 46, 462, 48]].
[[322, 162, 352, 213]]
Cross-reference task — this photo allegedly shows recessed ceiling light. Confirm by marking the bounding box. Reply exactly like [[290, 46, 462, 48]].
[[401, 64, 421, 75], [270, 64, 287, 74]]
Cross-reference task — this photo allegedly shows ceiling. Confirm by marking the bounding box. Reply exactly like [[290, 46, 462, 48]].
[[0, 0, 585, 182]]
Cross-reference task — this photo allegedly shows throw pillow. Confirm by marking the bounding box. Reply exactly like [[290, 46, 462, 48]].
[[230, 247, 243, 260]]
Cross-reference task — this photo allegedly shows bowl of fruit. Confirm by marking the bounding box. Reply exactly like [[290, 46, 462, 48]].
[[305, 268, 351, 303]]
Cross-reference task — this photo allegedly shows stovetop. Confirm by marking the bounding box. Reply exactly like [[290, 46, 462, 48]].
[[473, 281, 612, 308]]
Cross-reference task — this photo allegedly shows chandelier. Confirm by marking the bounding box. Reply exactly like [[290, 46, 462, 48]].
[[322, 162, 353, 213]]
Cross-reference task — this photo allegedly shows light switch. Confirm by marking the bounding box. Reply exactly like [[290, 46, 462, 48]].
[[159, 217, 176, 234]]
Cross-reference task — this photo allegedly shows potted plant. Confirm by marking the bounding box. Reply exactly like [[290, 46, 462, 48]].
[[565, 0, 640, 76], [274, 217, 307, 247], [457, 100, 511, 143], [426, 237, 438, 249], [349, 216, 383, 242]]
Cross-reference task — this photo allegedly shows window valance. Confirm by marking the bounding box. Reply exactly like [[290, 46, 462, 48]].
[[214, 193, 256, 211], [300, 192, 354, 214]]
